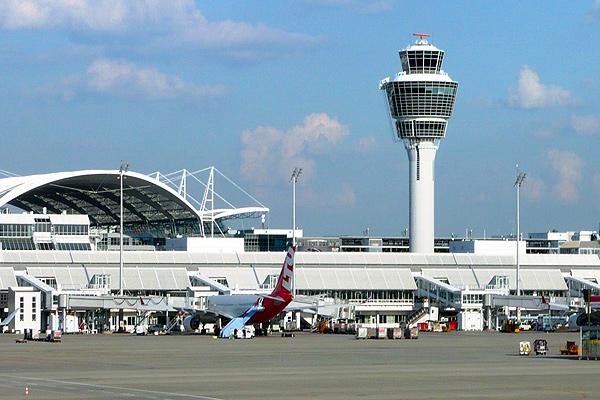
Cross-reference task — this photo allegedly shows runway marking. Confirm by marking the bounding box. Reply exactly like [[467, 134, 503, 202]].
[[0, 374, 225, 400]]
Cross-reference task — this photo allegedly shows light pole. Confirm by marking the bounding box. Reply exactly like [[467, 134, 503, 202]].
[[119, 161, 129, 296], [290, 167, 302, 247], [514, 165, 526, 322]]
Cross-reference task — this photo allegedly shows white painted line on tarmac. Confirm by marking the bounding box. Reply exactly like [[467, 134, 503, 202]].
[[0, 374, 225, 400]]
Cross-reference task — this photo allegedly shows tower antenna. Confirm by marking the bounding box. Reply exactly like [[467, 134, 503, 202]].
[[413, 32, 430, 39], [413, 33, 430, 43]]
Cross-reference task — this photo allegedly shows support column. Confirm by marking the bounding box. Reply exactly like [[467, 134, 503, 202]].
[[118, 309, 124, 332], [61, 309, 66, 332], [405, 140, 438, 253]]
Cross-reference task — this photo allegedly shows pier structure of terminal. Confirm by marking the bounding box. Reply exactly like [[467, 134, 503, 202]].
[[1, 168, 599, 335], [380, 34, 458, 253]]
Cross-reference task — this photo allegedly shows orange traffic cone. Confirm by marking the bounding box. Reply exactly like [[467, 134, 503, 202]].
[[24, 386, 30, 396]]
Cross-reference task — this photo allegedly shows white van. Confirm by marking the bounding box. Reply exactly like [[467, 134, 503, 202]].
[[235, 326, 255, 339]]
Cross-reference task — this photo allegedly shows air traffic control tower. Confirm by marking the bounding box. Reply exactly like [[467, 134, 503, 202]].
[[379, 34, 458, 253]]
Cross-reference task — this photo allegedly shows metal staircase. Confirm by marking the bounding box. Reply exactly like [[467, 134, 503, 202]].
[[407, 307, 429, 327]]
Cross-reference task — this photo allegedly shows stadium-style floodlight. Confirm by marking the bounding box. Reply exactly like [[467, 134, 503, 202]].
[[119, 161, 129, 296], [290, 167, 302, 247], [514, 165, 526, 322]]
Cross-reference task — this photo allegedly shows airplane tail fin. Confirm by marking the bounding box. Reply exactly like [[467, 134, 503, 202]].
[[271, 245, 295, 300]]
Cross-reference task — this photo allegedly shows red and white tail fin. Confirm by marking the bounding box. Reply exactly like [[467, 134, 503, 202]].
[[271, 245, 295, 300]]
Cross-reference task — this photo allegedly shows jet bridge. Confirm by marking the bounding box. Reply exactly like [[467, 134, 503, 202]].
[[485, 294, 570, 311], [65, 294, 191, 312], [565, 276, 600, 297], [191, 274, 231, 295], [16, 273, 55, 310], [415, 275, 461, 309]]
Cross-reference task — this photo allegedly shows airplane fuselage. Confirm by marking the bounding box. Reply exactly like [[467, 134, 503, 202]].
[[207, 293, 292, 325]]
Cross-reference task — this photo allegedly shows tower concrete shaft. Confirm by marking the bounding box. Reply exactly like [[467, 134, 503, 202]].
[[406, 140, 438, 253], [380, 34, 458, 253]]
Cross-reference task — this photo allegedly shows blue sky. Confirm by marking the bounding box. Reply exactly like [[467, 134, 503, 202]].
[[1, 1, 599, 237]]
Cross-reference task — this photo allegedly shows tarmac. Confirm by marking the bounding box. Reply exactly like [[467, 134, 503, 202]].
[[0, 331, 599, 400]]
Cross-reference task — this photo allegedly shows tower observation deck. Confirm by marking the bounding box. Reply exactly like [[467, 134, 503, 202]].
[[379, 34, 458, 253]]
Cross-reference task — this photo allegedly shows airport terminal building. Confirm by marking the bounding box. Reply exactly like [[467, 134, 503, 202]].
[[1, 169, 600, 334]]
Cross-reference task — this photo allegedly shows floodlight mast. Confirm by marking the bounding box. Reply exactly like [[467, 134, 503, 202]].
[[290, 167, 302, 247], [514, 165, 526, 322], [119, 161, 129, 296]]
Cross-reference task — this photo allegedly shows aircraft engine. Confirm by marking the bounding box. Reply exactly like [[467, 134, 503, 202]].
[[183, 315, 201, 332]]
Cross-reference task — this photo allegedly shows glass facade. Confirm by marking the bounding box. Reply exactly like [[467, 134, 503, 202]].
[[54, 224, 89, 235], [0, 237, 36, 250], [34, 218, 51, 233], [0, 224, 33, 237], [396, 120, 447, 138], [55, 242, 92, 251], [400, 50, 444, 74], [385, 81, 458, 120], [241, 232, 289, 252], [0, 220, 91, 250]]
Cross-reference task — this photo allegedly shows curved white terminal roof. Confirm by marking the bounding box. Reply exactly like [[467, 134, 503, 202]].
[[0, 170, 203, 228], [200, 207, 269, 222], [0, 170, 269, 230]]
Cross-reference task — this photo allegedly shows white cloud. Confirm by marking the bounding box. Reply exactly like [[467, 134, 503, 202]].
[[357, 136, 378, 152], [304, 0, 394, 14], [571, 115, 600, 134], [522, 175, 545, 202], [299, 183, 357, 209], [0, 0, 318, 49], [547, 149, 584, 204], [55, 58, 225, 100], [332, 183, 357, 207], [508, 66, 573, 109], [240, 113, 349, 184], [587, 0, 600, 21], [0, 0, 194, 31]]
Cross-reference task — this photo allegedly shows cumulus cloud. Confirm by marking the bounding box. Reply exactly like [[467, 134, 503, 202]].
[[299, 183, 358, 209], [357, 136, 378, 152], [587, 0, 600, 21], [522, 175, 545, 202], [304, 0, 394, 14], [54, 58, 225, 100], [332, 183, 357, 207], [571, 115, 600, 134], [240, 113, 349, 184], [547, 149, 584, 203], [508, 66, 573, 109], [0, 0, 318, 49]]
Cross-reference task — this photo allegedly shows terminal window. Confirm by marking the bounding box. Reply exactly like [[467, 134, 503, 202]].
[[19, 296, 24, 321], [31, 297, 37, 321]]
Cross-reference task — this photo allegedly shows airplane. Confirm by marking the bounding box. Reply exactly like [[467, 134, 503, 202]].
[[183, 245, 296, 338]]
